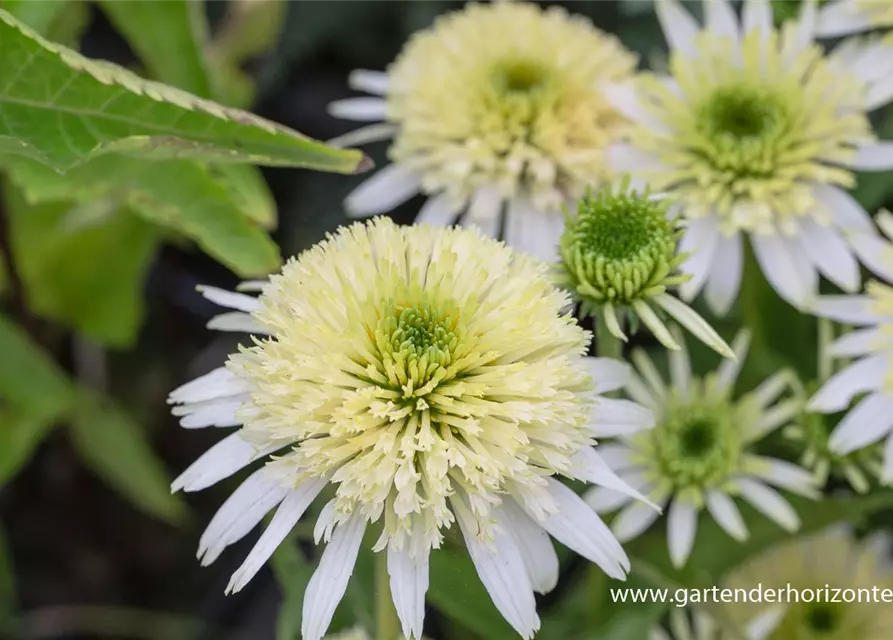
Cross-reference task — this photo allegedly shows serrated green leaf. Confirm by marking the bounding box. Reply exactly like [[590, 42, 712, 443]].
[[4, 183, 160, 347], [428, 546, 517, 640], [69, 390, 187, 525], [0, 312, 73, 417], [6, 156, 280, 277], [0, 9, 367, 174], [99, 0, 214, 99]]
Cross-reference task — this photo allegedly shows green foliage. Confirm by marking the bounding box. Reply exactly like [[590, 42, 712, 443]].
[[4, 183, 160, 347], [6, 157, 281, 278], [0, 9, 366, 174], [69, 389, 186, 525], [99, 1, 214, 98], [271, 537, 315, 640]]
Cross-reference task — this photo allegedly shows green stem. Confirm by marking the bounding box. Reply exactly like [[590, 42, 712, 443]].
[[595, 318, 624, 360], [817, 317, 834, 383], [376, 551, 400, 640]]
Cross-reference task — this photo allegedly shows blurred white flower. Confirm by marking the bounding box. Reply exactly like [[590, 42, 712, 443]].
[[816, 0, 893, 37], [605, 0, 893, 313], [588, 330, 818, 568], [809, 209, 893, 483], [328, 0, 637, 260], [169, 218, 654, 640]]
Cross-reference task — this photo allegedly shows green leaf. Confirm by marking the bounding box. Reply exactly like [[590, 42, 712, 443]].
[[99, 0, 214, 98], [209, 164, 277, 229], [428, 546, 517, 640], [0, 0, 66, 35], [271, 538, 315, 640], [0, 9, 367, 174], [0, 407, 58, 486], [4, 182, 161, 347], [0, 312, 73, 417], [6, 156, 280, 277], [69, 390, 187, 525]]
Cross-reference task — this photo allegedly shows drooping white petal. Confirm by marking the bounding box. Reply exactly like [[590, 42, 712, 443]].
[[585, 486, 635, 514], [829, 392, 893, 454], [348, 69, 390, 95], [328, 97, 388, 121], [207, 312, 269, 334], [714, 330, 752, 392], [171, 433, 281, 493], [590, 397, 655, 438], [655, 0, 701, 59], [808, 354, 888, 412], [667, 498, 698, 568], [388, 546, 430, 640], [735, 478, 800, 533], [704, 231, 743, 316], [749, 370, 796, 411], [169, 367, 249, 405], [631, 349, 667, 401], [668, 327, 692, 399], [743, 455, 820, 498], [846, 143, 893, 171], [302, 513, 368, 640], [849, 231, 893, 283], [866, 75, 893, 112], [172, 396, 246, 428], [500, 499, 559, 595], [705, 491, 748, 542], [601, 82, 671, 133], [328, 123, 398, 149], [612, 500, 663, 543], [652, 294, 735, 359], [746, 398, 801, 442], [226, 477, 330, 594], [815, 0, 874, 37], [798, 221, 860, 292], [829, 327, 886, 357], [583, 357, 631, 394], [811, 295, 879, 325], [678, 218, 721, 302], [751, 234, 816, 309], [745, 605, 787, 640], [464, 187, 503, 238], [197, 286, 261, 313], [505, 198, 563, 261], [345, 164, 422, 217], [742, 0, 772, 35], [416, 193, 463, 227], [522, 478, 629, 580], [454, 496, 540, 639], [590, 444, 637, 473], [198, 469, 289, 565], [816, 184, 876, 234], [634, 300, 679, 351], [569, 447, 659, 509]]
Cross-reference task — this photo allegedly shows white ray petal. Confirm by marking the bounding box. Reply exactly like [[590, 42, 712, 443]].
[[583, 357, 631, 394], [714, 329, 752, 392], [590, 397, 655, 437], [655, 0, 701, 58], [328, 97, 388, 121], [705, 491, 748, 541], [523, 478, 629, 580], [172, 396, 246, 428], [815, 0, 874, 37], [798, 221, 860, 292], [505, 198, 563, 261], [601, 82, 671, 133], [667, 498, 698, 568], [704, 231, 743, 316], [345, 164, 422, 217], [388, 546, 429, 640], [679, 218, 721, 302], [605, 143, 668, 173], [811, 295, 879, 325], [829, 392, 893, 454], [808, 355, 888, 412], [569, 447, 659, 509], [847, 143, 893, 170], [612, 501, 663, 542], [742, 0, 772, 35], [171, 433, 281, 493], [227, 477, 329, 594], [585, 486, 635, 513], [301, 513, 367, 640], [850, 231, 893, 283], [652, 294, 734, 359], [816, 184, 876, 234], [829, 327, 886, 357], [327, 123, 398, 149], [751, 234, 816, 309], [464, 186, 503, 238], [500, 500, 559, 595], [348, 69, 390, 95], [197, 286, 261, 313], [416, 193, 463, 227], [169, 367, 249, 405], [736, 478, 800, 532], [704, 0, 739, 42], [454, 496, 540, 639], [207, 312, 269, 334], [198, 469, 288, 565], [744, 455, 820, 498]]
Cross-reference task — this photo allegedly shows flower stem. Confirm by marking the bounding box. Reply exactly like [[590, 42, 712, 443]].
[[376, 551, 400, 640], [817, 317, 834, 382], [595, 319, 624, 360]]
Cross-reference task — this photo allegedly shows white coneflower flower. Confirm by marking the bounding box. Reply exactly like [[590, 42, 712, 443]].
[[169, 218, 654, 640], [605, 0, 893, 313], [650, 609, 780, 640], [328, 1, 637, 260], [556, 181, 733, 358], [808, 211, 893, 483], [816, 0, 893, 36], [587, 330, 819, 568], [724, 528, 893, 639]]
